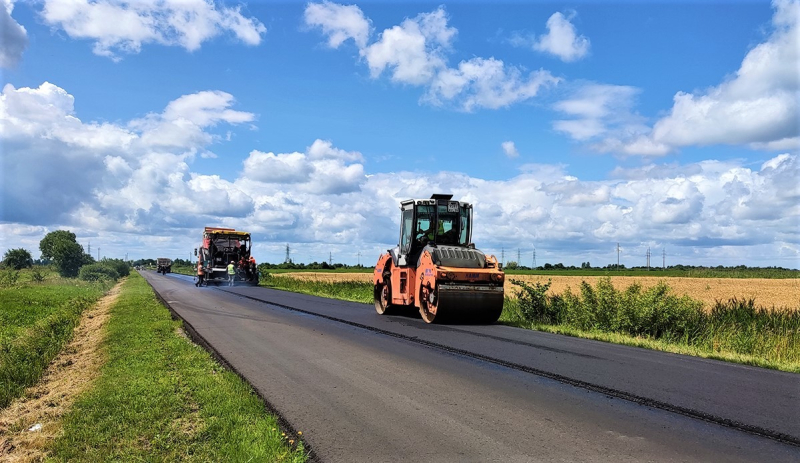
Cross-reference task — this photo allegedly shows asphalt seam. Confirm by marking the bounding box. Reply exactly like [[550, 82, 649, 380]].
[[143, 274, 321, 463], [218, 287, 800, 448]]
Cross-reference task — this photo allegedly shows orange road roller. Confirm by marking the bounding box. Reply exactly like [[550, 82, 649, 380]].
[[374, 194, 505, 323]]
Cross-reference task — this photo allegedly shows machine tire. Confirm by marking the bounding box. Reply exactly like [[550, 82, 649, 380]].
[[419, 284, 438, 324], [374, 279, 395, 315]]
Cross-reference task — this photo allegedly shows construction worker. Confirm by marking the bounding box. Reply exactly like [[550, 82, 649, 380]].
[[420, 219, 445, 242], [227, 260, 236, 286], [248, 255, 257, 281], [195, 261, 205, 287]]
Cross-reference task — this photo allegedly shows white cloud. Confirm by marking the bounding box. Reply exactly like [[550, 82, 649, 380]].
[[501, 141, 519, 158], [0, 0, 27, 68], [533, 11, 590, 62], [0, 82, 255, 226], [41, 0, 266, 59], [304, 0, 371, 49], [241, 140, 365, 194], [362, 7, 455, 85], [604, 0, 800, 155], [424, 57, 560, 111], [553, 84, 645, 144], [3, 82, 797, 267], [305, 3, 559, 111]]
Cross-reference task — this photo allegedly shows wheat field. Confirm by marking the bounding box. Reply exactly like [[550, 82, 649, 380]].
[[277, 272, 800, 311]]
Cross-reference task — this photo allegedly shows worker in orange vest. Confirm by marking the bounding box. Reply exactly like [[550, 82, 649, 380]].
[[195, 261, 205, 287]]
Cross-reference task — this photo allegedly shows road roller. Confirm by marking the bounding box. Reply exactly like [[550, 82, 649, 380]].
[[373, 194, 505, 323]]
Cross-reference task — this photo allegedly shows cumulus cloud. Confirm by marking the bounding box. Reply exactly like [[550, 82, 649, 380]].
[[242, 139, 365, 194], [552, 84, 654, 151], [41, 0, 266, 59], [304, 0, 371, 48], [2, 82, 797, 267], [0, 82, 256, 226], [1, 0, 28, 68], [501, 141, 519, 158], [599, 0, 800, 156], [304, 3, 559, 111], [424, 57, 560, 111], [362, 8, 455, 85], [511, 11, 590, 62]]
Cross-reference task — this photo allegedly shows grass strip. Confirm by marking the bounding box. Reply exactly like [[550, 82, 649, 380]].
[[263, 274, 372, 304], [261, 274, 799, 373], [50, 272, 306, 462], [0, 270, 108, 408]]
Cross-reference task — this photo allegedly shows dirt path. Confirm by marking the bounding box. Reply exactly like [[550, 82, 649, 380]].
[[0, 280, 124, 462]]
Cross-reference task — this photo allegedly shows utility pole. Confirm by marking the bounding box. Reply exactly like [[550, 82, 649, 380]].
[[125, 252, 128, 261], [87, 241, 91, 255], [616, 243, 620, 268], [329, 252, 333, 266], [517, 248, 521, 265], [357, 251, 361, 267], [97, 248, 100, 261], [662, 248, 666, 269], [532, 248, 536, 268], [501, 247, 505, 266], [284, 244, 291, 264], [646, 246, 651, 270]]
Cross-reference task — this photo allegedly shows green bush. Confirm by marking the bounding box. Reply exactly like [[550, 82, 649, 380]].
[[513, 277, 706, 339], [3, 248, 33, 270], [511, 278, 557, 324], [508, 277, 799, 365], [100, 258, 130, 277], [31, 267, 46, 283], [79, 263, 120, 282], [0, 269, 20, 287]]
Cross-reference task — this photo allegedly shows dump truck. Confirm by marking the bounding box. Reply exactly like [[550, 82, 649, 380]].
[[156, 258, 172, 275], [373, 194, 504, 323], [195, 227, 258, 285]]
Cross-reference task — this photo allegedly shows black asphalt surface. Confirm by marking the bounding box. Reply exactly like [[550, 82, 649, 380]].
[[141, 271, 800, 462]]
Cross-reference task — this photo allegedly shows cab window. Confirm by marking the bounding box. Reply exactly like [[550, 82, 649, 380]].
[[400, 209, 413, 253]]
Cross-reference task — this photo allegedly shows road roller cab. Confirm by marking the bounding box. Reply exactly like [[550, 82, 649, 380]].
[[374, 194, 505, 323]]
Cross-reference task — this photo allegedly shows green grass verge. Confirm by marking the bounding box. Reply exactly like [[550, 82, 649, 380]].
[[261, 274, 799, 373], [261, 274, 372, 304], [50, 271, 306, 462], [0, 268, 109, 408]]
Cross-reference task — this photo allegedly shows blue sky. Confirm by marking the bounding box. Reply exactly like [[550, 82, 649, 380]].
[[1, 0, 798, 268]]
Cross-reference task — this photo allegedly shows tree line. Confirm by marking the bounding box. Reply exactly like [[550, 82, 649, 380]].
[[1, 230, 129, 281]]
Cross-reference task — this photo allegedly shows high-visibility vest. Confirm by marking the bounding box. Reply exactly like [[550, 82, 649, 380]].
[[227, 264, 236, 275]]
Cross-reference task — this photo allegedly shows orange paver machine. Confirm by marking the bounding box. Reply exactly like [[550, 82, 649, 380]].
[[195, 227, 258, 285]]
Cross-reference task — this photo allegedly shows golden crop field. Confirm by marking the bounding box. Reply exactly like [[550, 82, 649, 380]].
[[278, 272, 800, 311]]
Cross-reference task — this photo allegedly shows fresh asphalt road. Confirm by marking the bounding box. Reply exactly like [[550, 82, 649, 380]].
[[141, 271, 800, 462]]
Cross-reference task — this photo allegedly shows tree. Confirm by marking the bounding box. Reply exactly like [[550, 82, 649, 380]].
[[39, 230, 91, 277], [3, 248, 33, 270], [504, 261, 519, 270]]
